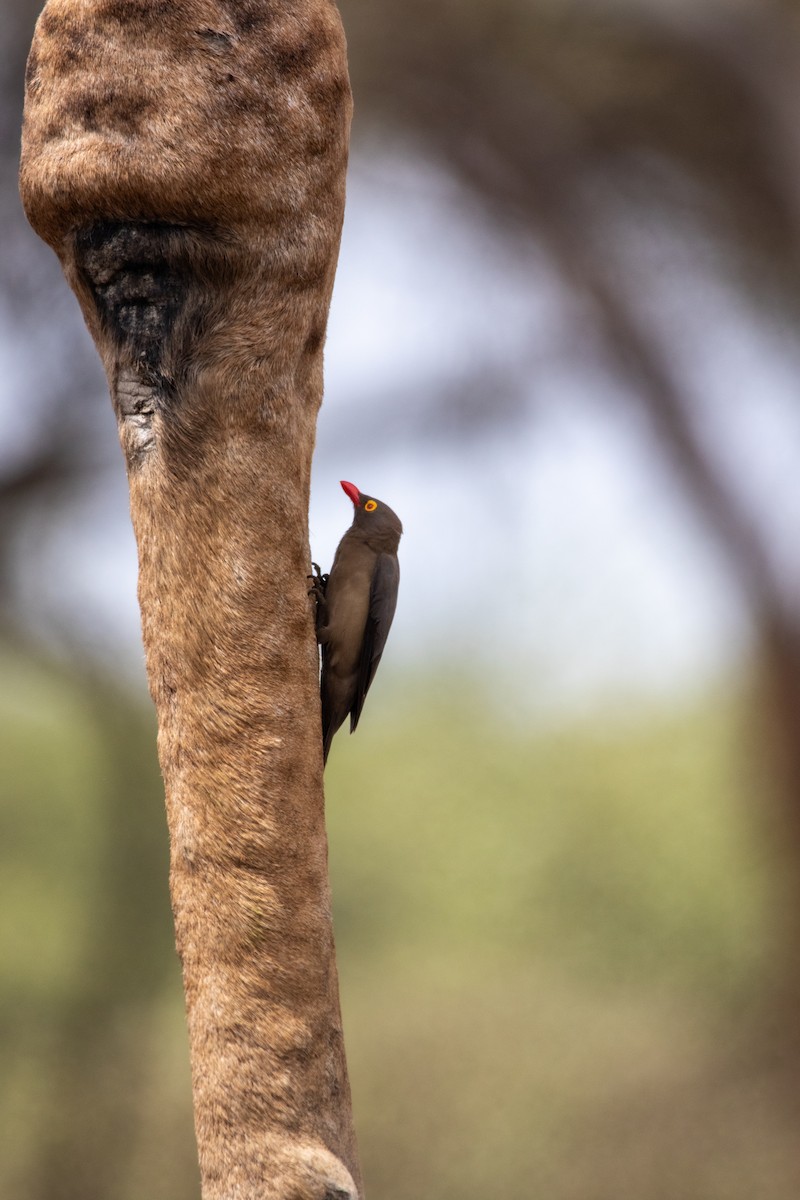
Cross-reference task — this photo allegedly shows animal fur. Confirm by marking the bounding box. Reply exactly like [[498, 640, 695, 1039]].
[[19, 2, 359, 1197]]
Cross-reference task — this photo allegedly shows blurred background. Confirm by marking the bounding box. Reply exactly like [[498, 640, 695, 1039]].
[[4, 0, 800, 1196]]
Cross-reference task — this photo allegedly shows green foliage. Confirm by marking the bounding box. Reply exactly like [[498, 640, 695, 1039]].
[[1, 654, 795, 1199], [328, 683, 768, 994]]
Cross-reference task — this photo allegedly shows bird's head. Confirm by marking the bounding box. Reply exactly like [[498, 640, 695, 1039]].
[[341, 480, 403, 546]]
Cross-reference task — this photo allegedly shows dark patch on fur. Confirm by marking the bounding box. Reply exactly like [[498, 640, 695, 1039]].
[[307, 72, 350, 117], [75, 95, 99, 132], [75, 221, 193, 369], [45, 23, 90, 71], [303, 324, 325, 356], [35, 9, 88, 74], [270, 29, 330, 76], [38, 7, 65, 36], [73, 222, 233, 427], [98, 0, 172, 23], [305, 129, 331, 158], [224, 1, 275, 35], [41, 117, 63, 142], [66, 92, 98, 132], [63, 87, 152, 136]]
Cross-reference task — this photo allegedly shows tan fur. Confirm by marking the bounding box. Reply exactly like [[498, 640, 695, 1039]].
[[20, 2, 360, 1196]]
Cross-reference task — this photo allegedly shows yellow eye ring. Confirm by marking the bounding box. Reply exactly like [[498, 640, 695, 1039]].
[[364, 500, 378, 512]]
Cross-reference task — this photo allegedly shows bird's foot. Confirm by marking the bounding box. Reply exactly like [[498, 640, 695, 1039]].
[[307, 563, 329, 635], [307, 562, 329, 595]]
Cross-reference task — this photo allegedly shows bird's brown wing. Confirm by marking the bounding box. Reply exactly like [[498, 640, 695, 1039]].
[[350, 552, 399, 732]]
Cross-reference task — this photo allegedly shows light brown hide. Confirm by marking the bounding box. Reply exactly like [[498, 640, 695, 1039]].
[[19, 1, 360, 1197]]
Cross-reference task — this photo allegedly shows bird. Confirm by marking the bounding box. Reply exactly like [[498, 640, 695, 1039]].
[[311, 480, 402, 763]]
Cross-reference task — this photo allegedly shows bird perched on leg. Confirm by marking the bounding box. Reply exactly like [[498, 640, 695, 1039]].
[[311, 480, 402, 763]]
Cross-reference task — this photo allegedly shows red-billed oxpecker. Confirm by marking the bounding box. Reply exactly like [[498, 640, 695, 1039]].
[[311, 480, 402, 763]]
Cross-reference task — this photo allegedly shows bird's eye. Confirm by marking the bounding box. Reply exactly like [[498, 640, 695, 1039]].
[[364, 500, 378, 512]]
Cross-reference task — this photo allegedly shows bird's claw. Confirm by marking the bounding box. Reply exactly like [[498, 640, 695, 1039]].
[[307, 562, 329, 598], [308, 566, 329, 637]]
